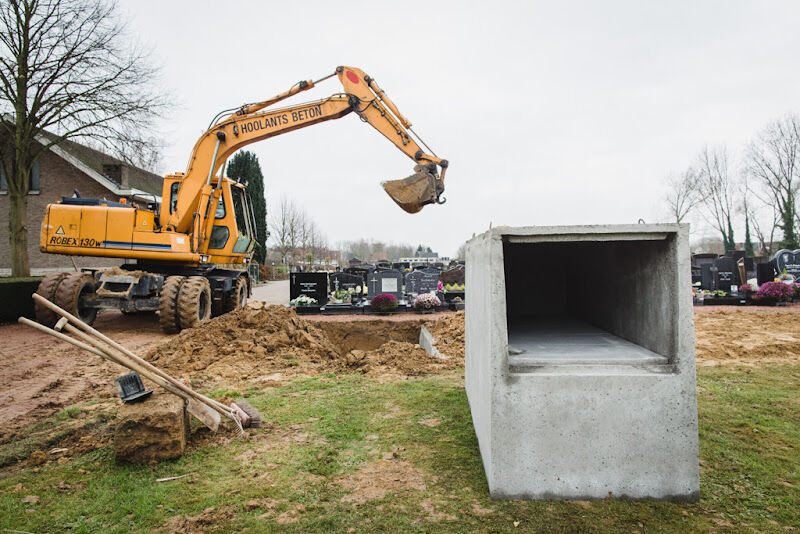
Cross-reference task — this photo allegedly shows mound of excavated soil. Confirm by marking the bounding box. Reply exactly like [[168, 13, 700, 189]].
[[694, 309, 800, 366], [145, 304, 463, 386]]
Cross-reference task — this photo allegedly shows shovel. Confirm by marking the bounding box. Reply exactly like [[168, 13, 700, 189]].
[[382, 167, 444, 214]]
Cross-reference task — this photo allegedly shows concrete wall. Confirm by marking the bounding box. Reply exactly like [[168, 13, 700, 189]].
[[465, 224, 699, 501]]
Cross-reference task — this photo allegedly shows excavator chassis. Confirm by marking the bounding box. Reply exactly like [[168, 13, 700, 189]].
[[34, 265, 250, 333]]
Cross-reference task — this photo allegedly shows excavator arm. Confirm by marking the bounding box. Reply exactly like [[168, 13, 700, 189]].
[[166, 66, 448, 236]]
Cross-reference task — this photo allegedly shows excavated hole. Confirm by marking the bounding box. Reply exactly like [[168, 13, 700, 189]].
[[313, 321, 423, 355]]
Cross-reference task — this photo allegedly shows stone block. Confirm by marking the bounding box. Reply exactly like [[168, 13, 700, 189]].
[[115, 390, 188, 463]]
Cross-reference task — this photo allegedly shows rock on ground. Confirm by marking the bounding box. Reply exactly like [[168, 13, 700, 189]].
[[114, 390, 188, 463]]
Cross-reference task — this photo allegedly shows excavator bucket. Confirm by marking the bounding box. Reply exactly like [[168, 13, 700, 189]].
[[382, 171, 441, 214]]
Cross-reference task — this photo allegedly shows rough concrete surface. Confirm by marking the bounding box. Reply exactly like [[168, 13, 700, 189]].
[[465, 224, 700, 501], [115, 390, 189, 463], [419, 325, 446, 359]]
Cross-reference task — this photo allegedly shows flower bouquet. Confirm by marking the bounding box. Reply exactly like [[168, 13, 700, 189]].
[[371, 293, 398, 313], [413, 292, 441, 313]]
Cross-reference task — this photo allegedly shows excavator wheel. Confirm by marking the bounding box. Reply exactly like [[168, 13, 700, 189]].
[[223, 276, 248, 314], [54, 272, 98, 326], [158, 276, 186, 334], [177, 276, 212, 330], [34, 272, 70, 327]]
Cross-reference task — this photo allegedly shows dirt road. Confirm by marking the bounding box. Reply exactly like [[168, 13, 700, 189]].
[[0, 312, 169, 429]]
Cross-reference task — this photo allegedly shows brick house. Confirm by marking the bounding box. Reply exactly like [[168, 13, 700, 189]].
[[0, 135, 163, 275]]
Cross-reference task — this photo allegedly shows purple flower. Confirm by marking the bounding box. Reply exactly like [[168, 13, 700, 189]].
[[371, 293, 399, 312], [756, 281, 794, 302]]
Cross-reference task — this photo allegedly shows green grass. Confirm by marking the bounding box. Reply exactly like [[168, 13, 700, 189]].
[[1, 366, 798, 532]]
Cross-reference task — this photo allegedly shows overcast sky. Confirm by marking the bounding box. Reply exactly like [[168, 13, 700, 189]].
[[118, 0, 800, 257]]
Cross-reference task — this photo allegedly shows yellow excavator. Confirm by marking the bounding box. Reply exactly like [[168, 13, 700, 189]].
[[35, 66, 448, 333]]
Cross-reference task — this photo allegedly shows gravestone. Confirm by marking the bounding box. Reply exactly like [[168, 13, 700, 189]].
[[713, 257, 735, 292], [440, 265, 465, 285], [367, 269, 404, 299], [344, 266, 374, 286], [700, 264, 715, 290], [691, 266, 701, 285], [757, 261, 777, 285], [329, 272, 364, 293], [773, 249, 800, 280], [289, 272, 328, 304], [691, 253, 717, 269], [405, 269, 440, 295]]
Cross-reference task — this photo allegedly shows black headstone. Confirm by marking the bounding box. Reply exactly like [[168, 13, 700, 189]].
[[691, 266, 701, 285], [290, 272, 328, 304], [773, 249, 800, 280], [757, 261, 777, 285], [329, 272, 364, 293], [700, 264, 715, 290], [344, 266, 375, 286], [713, 257, 735, 292], [692, 253, 718, 269], [367, 269, 404, 298], [405, 269, 440, 295]]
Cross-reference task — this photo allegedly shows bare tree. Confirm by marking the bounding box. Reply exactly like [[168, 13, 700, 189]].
[[268, 196, 296, 266], [747, 115, 800, 249], [750, 201, 780, 257], [0, 0, 167, 275], [664, 168, 700, 223], [695, 146, 738, 253]]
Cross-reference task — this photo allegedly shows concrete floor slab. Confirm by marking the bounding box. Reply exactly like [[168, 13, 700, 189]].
[[507, 319, 669, 367]]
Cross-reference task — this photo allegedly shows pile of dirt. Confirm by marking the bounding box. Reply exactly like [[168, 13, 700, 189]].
[[424, 311, 465, 359], [145, 304, 463, 385], [695, 309, 800, 366]]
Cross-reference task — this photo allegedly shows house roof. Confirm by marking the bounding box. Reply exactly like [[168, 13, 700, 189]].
[[35, 131, 163, 199]]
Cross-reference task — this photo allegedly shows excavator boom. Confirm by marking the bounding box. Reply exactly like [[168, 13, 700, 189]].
[[165, 66, 448, 234]]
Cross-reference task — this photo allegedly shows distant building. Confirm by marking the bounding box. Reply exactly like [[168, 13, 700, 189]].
[[399, 256, 451, 265], [0, 133, 163, 275]]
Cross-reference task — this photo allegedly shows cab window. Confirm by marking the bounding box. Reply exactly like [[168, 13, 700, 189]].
[[169, 182, 180, 213], [231, 186, 253, 253], [215, 193, 225, 219]]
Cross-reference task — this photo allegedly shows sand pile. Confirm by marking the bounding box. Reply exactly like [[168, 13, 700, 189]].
[[424, 311, 465, 359], [145, 304, 463, 385], [694, 309, 800, 366]]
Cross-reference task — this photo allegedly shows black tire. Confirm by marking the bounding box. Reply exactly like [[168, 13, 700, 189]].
[[177, 276, 211, 330], [158, 276, 185, 334], [34, 272, 70, 327], [54, 272, 98, 325], [223, 276, 247, 313]]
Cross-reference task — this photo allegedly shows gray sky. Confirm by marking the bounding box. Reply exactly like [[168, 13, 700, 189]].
[[118, 0, 800, 256]]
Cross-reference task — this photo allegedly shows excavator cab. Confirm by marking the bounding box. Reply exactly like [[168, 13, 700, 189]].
[[382, 163, 446, 214]]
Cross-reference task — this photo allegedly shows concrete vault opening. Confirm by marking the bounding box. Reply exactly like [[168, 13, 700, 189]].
[[502, 236, 678, 371]]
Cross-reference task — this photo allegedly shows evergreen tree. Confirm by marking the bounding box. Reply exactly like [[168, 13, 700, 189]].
[[725, 220, 736, 254], [227, 151, 268, 264], [744, 212, 755, 257]]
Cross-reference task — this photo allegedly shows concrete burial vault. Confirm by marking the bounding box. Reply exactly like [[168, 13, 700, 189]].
[[465, 224, 699, 501]]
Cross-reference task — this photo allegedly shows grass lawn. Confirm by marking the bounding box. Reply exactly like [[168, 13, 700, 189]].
[[1, 364, 798, 532]]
